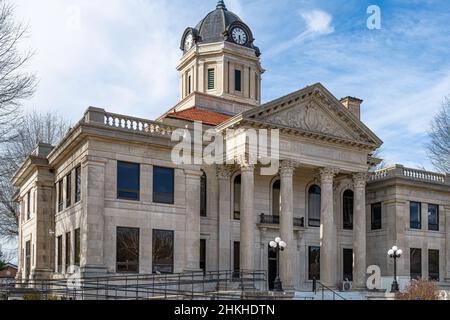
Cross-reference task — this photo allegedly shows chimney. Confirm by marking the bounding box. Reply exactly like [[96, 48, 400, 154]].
[[340, 96, 363, 119]]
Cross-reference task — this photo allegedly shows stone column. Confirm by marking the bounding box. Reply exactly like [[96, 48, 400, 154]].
[[217, 165, 232, 271], [280, 160, 295, 290], [353, 172, 367, 288], [184, 169, 202, 271], [319, 167, 339, 287], [240, 162, 255, 271], [81, 156, 107, 276]]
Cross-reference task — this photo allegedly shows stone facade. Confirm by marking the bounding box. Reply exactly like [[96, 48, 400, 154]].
[[11, 1, 450, 293]]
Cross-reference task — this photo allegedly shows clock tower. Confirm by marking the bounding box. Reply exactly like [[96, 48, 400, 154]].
[[176, 0, 264, 114]]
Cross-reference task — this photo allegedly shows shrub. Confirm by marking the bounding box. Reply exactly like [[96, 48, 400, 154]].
[[396, 278, 439, 300]]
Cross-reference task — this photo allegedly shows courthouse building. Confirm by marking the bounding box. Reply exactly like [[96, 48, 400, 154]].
[[12, 1, 450, 291]]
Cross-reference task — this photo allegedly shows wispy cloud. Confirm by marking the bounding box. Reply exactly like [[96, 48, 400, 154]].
[[266, 9, 334, 57]]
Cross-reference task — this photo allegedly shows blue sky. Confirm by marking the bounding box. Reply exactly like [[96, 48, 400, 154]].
[[13, 0, 450, 170]]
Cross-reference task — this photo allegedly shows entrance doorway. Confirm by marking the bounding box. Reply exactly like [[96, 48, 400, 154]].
[[268, 245, 277, 290], [343, 248, 353, 281]]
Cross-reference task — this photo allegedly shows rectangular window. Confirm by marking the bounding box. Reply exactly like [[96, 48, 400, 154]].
[[152, 229, 174, 274], [74, 228, 80, 266], [308, 246, 320, 280], [200, 172, 207, 217], [200, 239, 206, 271], [58, 180, 63, 212], [75, 166, 81, 203], [117, 161, 140, 201], [57, 236, 63, 273], [188, 75, 192, 94], [65, 232, 71, 270], [428, 204, 439, 231], [26, 191, 31, 220], [25, 240, 31, 277], [233, 176, 241, 220], [116, 227, 140, 273], [343, 248, 353, 281], [207, 68, 215, 90], [371, 203, 382, 230], [233, 241, 240, 278], [153, 167, 174, 204], [234, 69, 242, 92], [66, 173, 72, 208], [410, 202, 421, 229], [428, 249, 439, 281], [410, 248, 422, 280]]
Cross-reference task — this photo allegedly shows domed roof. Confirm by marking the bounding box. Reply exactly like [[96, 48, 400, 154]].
[[195, 1, 243, 44], [181, 1, 260, 56]]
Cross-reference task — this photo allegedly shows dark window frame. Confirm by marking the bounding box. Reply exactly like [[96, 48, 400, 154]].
[[234, 69, 242, 92], [371, 202, 382, 230], [117, 161, 140, 201], [207, 68, 215, 90], [152, 229, 174, 274], [200, 239, 206, 271], [26, 191, 31, 220], [65, 231, 71, 270], [308, 185, 321, 227], [272, 180, 280, 216], [342, 190, 354, 230], [75, 166, 81, 203], [116, 227, 140, 273], [25, 240, 31, 277], [57, 180, 64, 212], [308, 246, 320, 280], [410, 201, 422, 229], [428, 249, 439, 281], [410, 248, 422, 280], [200, 171, 207, 217], [343, 248, 353, 281], [74, 228, 80, 266], [57, 235, 63, 273], [428, 204, 439, 231], [66, 173, 72, 208], [153, 166, 175, 205], [233, 175, 241, 220]]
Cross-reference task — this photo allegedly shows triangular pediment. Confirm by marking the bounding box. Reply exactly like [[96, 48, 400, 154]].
[[240, 83, 383, 148]]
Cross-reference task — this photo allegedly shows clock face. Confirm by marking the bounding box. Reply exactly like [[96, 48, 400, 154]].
[[231, 27, 247, 45], [184, 33, 194, 51]]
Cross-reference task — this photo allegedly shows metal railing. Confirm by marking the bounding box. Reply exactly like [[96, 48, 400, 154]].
[[0, 270, 268, 300], [260, 214, 305, 227], [312, 278, 346, 300]]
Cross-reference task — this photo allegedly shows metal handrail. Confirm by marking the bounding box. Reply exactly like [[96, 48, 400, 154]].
[[313, 279, 346, 300]]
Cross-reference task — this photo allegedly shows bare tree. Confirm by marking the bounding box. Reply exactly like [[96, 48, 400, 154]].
[[0, 248, 6, 270], [0, 111, 70, 240], [427, 97, 450, 173], [0, 0, 36, 144]]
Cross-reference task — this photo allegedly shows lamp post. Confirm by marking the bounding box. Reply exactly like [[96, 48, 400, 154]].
[[388, 246, 403, 292], [269, 237, 287, 292]]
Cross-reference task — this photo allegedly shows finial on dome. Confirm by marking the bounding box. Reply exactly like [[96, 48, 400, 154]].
[[216, 0, 227, 10]]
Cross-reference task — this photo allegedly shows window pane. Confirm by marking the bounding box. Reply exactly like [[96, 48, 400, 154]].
[[272, 180, 280, 216], [153, 167, 174, 204], [343, 248, 353, 281], [200, 239, 206, 271], [58, 180, 64, 212], [65, 232, 71, 270], [25, 241, 31, 277], [75, 166, 81, 203], [200, 172, 207, 217], [308, 185, 321, 227], [410, 202, 421, 229], [428, 249, 439, 281], [371, 203, 382, 230], [233, 175, 241, 220], [207, 69, 215, 90], [117, 161, 140, 200], [410, 248, 422, 280], [152, 229, 174, 274], [66, 173, 72, 207], [233, 242, 240, 278], [116, 227, 139, 273], [74, 228, 80, 266], [428, 204, 439, 231], [27, 191, 31, 220], [235, 69, 241, 92], [57, 236, 62, 273], [343, 190, 353, 230], [308, 246, 320, 280]]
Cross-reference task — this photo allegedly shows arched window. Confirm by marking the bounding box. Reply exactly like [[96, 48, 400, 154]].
[[233, 175, 241, 220], [308, 185, 321, 227], [200, 171, 207, 217], [272, 180, 280, 216], [343, 190, 354, 230]]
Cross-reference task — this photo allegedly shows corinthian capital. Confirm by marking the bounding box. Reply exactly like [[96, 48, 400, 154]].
[[279, 160, 295, 177], [318, 167, 340, 183], [235, 154, 254, 172], [216, 165, 232, 180], [353, 172, 368, 188]]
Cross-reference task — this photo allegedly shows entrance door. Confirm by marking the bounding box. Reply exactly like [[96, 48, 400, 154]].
[[233, 242, 240, 278], [268, 245, 277, 290], [343, 248, 353, 281]]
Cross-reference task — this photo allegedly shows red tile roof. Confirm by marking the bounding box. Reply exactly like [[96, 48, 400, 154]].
[[166, 107, 233, 126]]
